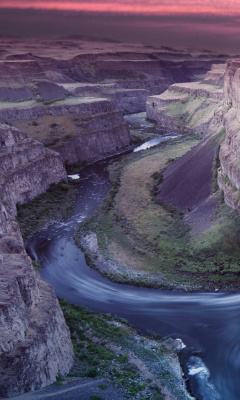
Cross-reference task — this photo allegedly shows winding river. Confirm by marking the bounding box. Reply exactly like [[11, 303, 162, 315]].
[[26, 115, 240, 400]]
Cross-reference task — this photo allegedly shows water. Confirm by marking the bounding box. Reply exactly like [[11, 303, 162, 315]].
[[26, 117, 240, 400], [134, 135, 178, 152]]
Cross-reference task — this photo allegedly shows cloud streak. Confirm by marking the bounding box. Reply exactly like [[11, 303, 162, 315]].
[[1, 0, 240, 15]]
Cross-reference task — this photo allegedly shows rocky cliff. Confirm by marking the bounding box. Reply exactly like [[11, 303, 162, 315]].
[[218, 61, 240, 212], [146, 77, 224, 136], [0, 124, 74, 397], [145, 59, 240, 217], [2, 97, 131, 164]]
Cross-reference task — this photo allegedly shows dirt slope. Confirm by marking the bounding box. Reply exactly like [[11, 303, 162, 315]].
[[157, 134, 219, 212]]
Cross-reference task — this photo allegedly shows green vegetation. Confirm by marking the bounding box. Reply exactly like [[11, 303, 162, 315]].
[[75, 133, 240, 291], [158, 90, 222, 132], [59, 299, 191, 399], [17, 182, 77, 239]]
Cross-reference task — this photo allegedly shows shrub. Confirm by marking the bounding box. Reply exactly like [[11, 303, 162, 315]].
[[85, 367, 98, 377]]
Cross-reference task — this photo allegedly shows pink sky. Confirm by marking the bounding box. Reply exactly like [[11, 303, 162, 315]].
[[1, 0, 240, 15]]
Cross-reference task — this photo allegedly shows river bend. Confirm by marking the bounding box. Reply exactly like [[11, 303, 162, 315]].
[[26, 133, 240, 400]]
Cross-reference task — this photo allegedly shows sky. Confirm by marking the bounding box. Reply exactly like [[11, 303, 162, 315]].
[[1, 0, 240, 15], [1, 1, 240, 53]]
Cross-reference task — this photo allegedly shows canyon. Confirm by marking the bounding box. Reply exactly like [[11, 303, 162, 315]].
[[1, 37, 240, 398]]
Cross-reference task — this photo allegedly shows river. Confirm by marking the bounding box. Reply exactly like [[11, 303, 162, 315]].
[[26, 114, 240, 400]]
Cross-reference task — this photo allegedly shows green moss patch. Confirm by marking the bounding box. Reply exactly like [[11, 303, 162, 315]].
[[59, 299, 191, 399], [17, 182, 77, 239]]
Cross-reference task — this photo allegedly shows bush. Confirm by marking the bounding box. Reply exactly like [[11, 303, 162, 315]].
[[85, 367, 98, 377]]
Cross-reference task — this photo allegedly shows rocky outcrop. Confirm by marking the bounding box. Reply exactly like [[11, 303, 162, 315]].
[[223, 60, 240, 110], [202, 63, 226, 86], [218, 108, 240, 213], [0, 124, 74, 397], [215, 60, 240, 213], [2, 98, 131, 164], [0, 97, 114, 121], [103, 88, 149, 113], [146, 80, 224, 136]]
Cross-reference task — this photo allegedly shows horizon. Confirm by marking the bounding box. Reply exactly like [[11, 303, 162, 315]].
[[1, 3, 240, 53]]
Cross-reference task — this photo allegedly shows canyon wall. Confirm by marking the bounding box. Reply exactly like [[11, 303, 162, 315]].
[[146, 73, 225, 136], [0, 98, 131, 164], [0, 124, 74, 397], [218, 60, 240, 212], [145, 58, 240, 216]]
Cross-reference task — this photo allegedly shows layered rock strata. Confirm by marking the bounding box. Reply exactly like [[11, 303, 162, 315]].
[[2, 98, 131, 164], [0, 39, 228, 115], [218, 109, 240, 213], [216, 60, 240, 212], [0, 124, 74, 397], [145, 59, 240, 217], [146, 80, 224, 136]]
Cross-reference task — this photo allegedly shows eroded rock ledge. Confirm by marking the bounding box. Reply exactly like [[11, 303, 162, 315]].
[[146, 64, 226, 136], [218, 61, 240, 213], [0, 124, 74, 398]]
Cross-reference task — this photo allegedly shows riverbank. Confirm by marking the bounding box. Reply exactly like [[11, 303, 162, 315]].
[[10, 299, 194, 400], [75, 133, 240, 292], [17, 182, 78, 240]]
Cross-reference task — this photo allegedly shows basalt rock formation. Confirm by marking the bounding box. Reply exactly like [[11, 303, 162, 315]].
[[0, 124, 73, 397], [0, 97, 131, 164], [146, 59, 240, 218], [218, 60, 240, 213], [146, 64, 226, 136]]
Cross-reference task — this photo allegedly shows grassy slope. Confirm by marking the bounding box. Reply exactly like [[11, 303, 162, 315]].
[[158, 92, 222, 131], [76, 135, 240, 291], [59, 299, 192, 400]]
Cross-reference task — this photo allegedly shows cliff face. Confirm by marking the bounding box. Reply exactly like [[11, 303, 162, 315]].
[[0, 98, 131, 165], [146, 78, 224, 136], [145, 59, 240, 216], [0, 124, 73, 397], [218, 109, 240, 212]]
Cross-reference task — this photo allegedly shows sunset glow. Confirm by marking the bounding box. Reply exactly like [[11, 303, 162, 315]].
[[1, 0, 240, 16]]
